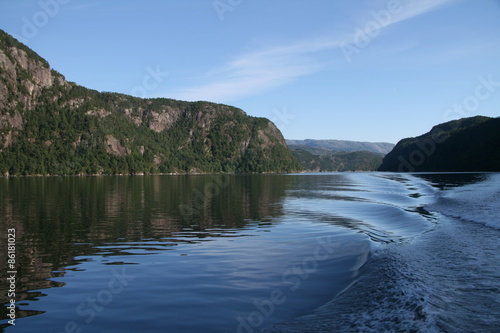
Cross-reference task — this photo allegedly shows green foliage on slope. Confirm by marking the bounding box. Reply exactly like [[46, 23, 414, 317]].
[[0, 30, 301, 176], [290, 148, 384, 172]]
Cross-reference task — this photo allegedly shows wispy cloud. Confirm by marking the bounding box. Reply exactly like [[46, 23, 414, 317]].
[[169, 38, 340, 102], [167, 0, 459, 103]]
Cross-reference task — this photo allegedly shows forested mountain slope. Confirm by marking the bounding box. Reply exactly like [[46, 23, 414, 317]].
[[0, 30, 301, 175], [379, 116, 500, 172]]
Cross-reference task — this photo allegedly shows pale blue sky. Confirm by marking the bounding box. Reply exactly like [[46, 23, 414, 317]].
[[1, 0, 499, 143]]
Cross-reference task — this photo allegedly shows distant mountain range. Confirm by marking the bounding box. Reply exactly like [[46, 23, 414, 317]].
[[286, 139, 395, 155], [0, 29, 301, 176], [2, 30, 497, 176], [379, 116, 500, 172], [286, 139, 393, 172], [290, 149, 384, 172]]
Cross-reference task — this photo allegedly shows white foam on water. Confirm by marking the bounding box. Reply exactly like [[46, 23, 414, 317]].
[[428, 173, 500, 230], [264, 173, 500, 332]]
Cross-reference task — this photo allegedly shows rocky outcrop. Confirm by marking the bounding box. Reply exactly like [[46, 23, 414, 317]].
[[104, 135, 130, 157], [0, 29, 301, 175], [0, 111, 23, 130], [0, 46, 54, 112], [258, 122, 284, 149], [86, 108, 111, 119], [148, 107, 182, 132]]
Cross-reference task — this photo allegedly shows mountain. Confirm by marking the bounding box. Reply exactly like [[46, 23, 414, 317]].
[[286, 139, 394, 155], [378, 116, 500, 172], [0, 30, 301, 176], [290, 149, 384, 172], [286, 139, 392, 171]]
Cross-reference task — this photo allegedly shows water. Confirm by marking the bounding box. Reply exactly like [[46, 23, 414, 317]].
[[0, 173, 499, 332]]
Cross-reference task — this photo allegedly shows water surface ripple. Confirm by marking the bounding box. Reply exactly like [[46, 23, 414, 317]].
[[1, 173, 497, 332]]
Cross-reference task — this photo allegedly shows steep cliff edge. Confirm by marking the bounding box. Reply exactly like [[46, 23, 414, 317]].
[[0, 30, 301, 175]]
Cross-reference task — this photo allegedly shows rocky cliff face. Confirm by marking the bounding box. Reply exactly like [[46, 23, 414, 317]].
[[0, 30, 300, 175], [0, 31, 66, 148]]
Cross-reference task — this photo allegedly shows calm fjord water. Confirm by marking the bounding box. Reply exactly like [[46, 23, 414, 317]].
[[1, 173, 499, 332]]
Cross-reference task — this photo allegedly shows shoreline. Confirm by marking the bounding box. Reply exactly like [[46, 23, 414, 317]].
[[0, 170, 306, 178], [2, 170, 496, 178]]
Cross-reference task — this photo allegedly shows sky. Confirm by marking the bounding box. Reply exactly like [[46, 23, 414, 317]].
[[1, 0, 499, 143]]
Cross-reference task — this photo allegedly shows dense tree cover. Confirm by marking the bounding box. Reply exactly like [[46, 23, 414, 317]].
[[287, 139, 394, 155], [291, 148, 384, 172], [0, 30, 301, 176], [378, 116, 500, 172], [0, 85, 301, 175]]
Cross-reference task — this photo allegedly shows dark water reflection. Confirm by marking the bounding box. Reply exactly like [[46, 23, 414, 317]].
[[1, 173, 434, 332], [0, 175, 293, 324], [412, 172, 488, 190]]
